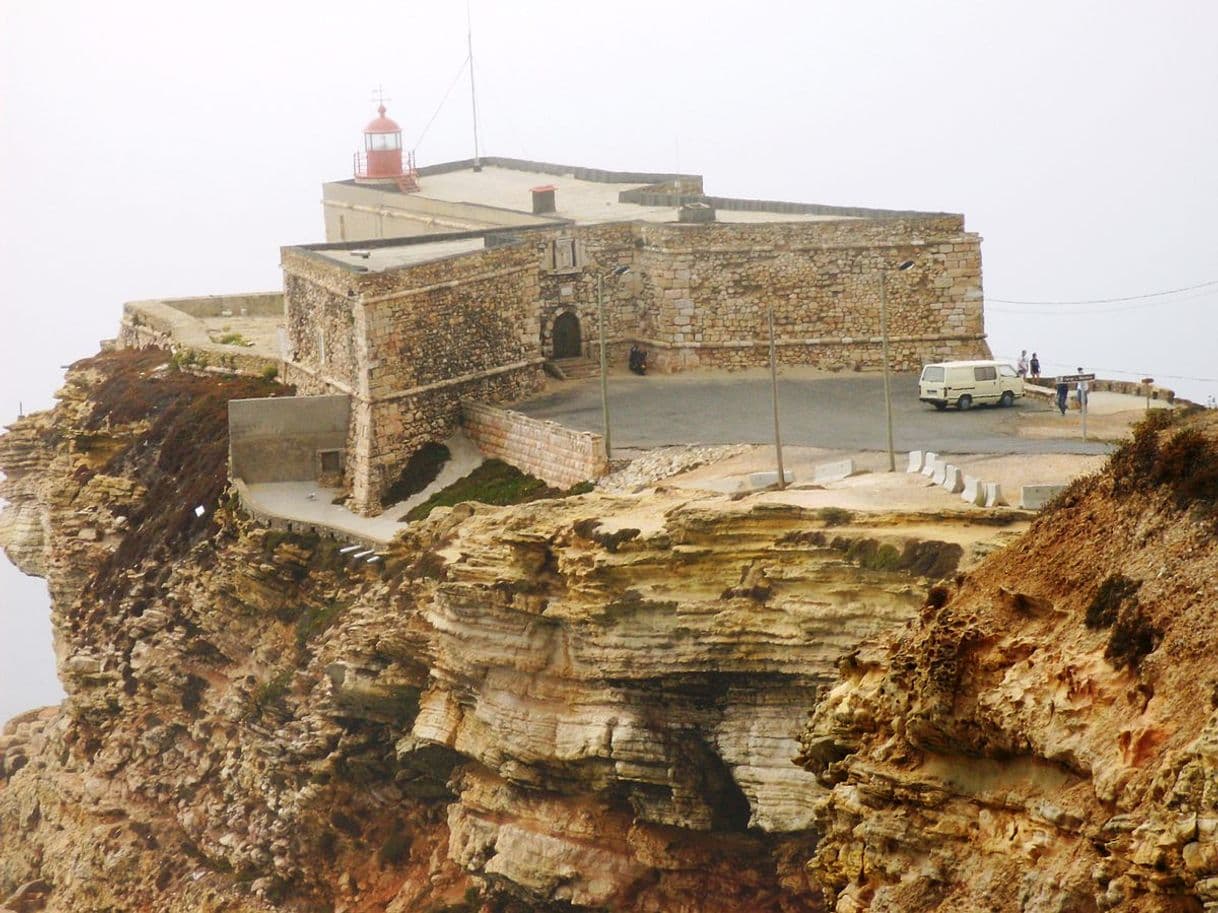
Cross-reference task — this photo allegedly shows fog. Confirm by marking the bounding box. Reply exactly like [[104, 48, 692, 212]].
[[2, 0, 1216, 722]]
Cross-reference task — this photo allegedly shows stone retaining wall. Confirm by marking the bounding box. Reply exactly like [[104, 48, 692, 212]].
[[119, 293, 282, 376], [461, 400, 606, 489]]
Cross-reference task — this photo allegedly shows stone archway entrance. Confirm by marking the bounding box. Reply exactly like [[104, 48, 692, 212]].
[[552, 312, 582, 358]]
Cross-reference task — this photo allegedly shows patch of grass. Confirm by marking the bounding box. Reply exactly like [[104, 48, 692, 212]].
[[295, 599, 348, 649], [405, 459, 550, 521], [384, 442, 451, 505], [215, 332, 252, 347], [79, 348, 290, 603], [1085, 574, 1140, 630], [260, 364, 279, 380]]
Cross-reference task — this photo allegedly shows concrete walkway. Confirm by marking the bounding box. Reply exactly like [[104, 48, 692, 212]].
[[238, 432, 485, 545]]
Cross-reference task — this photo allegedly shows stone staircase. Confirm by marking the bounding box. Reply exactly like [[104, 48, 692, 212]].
[[549, 356, 602, 381]]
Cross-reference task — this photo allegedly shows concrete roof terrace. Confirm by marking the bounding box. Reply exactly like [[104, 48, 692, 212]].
[[309, 235, 488, 272], [328, 156, 956, 229]]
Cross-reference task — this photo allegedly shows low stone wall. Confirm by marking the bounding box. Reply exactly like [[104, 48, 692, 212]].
[[1025, 378, 1176, 405], [119, 293, 283, 377], [461, 400, 606, 489]]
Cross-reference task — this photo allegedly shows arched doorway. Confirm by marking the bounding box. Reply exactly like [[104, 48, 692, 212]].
[[552, 312, 582, 358]]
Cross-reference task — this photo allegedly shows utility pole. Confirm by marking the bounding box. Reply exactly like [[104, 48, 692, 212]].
[[598, 273, 611, 459], [879, 260, 915, 471], [768, 304, 786, 490], [597, 266, 630, 461], [879, 270, 895, 471]]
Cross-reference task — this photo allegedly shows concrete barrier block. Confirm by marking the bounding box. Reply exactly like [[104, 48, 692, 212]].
[[940, 464, 965, 494], [1021, 484, 1066, 510], [931, 460, 948, 486], [906, 450, 924, 473], [747, 470, 795, 490], [983, 482, 1005, 508], [961, 475, 985, 505], [813, 459, 855, 484], [921, 452, 938, 477]]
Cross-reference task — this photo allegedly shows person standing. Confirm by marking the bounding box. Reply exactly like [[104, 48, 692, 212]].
[[1075, 367, 1089, 408], [1056, 378, 1069, 415], [1017, 350, 1029, 377], [1029, 352, 1040, 379]]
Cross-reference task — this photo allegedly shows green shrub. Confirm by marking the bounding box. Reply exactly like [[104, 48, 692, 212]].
[[405, 459, 549, 521], [1085, 574, 1140, 629], [384, 442, 452, 505], [819, 507, 853, 527]]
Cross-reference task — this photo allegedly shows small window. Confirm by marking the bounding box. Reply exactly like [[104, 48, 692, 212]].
[[921, 366, 945, 382], [318, 450, 342, 475], [998, 365, 1017, 377], [974, 366, 997, 381]]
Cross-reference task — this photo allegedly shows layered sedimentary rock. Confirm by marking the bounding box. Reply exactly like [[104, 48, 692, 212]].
[[800, 411, 1218, 912], [0, 349, 1002, 912]]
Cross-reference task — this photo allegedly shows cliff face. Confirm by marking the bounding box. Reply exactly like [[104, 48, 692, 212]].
[[0, 349, 997, 913], [800, 411, 1218, 912]]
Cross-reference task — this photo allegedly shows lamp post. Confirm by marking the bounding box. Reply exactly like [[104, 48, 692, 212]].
[[880, 260, 915, 471], [597, 265, 630, 461], [767, 303, 786, 490]]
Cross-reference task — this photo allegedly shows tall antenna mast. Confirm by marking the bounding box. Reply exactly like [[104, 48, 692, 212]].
[[467, 0, 482, 172]]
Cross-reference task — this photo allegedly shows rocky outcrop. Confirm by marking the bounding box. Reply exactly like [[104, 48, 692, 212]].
[[0, 349, 1012, 912], [800, 411, 1218, 912]]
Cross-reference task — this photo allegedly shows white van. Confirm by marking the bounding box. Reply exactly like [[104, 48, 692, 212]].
[[919, 360, 1023, 410]]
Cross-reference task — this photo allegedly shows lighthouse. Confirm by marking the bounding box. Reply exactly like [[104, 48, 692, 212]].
[[354, 104, 419, 192]]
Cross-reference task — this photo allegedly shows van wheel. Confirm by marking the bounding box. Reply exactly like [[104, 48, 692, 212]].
[[999, 391, 1014, 407], [957, 395, 973, 411], [933, 402, 947, 411]]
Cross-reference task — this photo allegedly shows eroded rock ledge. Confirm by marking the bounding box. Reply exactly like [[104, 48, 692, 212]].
[[0, 350, 1011, 912], [800, 411, 1218, 912]]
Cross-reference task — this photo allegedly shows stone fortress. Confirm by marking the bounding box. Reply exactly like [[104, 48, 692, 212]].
[[121, 104, 990, 514]]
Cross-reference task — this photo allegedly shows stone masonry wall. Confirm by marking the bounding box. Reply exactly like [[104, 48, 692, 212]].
[[529, 218, 987, 374], [119, 294, 283, 377], [535, 223, 638, 360], [634, 218, 988, 372], [282, 243, 547, 513], [461, 400, 606, 490]]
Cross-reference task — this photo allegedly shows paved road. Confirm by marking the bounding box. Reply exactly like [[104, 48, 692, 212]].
[[515, 371, 1115, 455]]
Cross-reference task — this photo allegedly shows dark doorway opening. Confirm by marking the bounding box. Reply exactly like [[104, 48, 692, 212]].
[[552, 312, 582, 358]]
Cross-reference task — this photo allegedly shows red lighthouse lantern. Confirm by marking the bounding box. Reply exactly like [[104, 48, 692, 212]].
[[354, 104, 419, 192]]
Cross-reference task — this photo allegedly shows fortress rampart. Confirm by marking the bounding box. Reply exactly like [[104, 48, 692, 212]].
[[276, 213, 986, 512]]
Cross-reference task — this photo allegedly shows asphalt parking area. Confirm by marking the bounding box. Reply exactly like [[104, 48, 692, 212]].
[[514, 369, 1115, 456]]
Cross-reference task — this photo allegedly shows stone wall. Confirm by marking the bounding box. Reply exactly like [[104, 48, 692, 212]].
[[633, 218, 987, 372], [119, 294, 283, 376], [461, 400, 606, 489], [527, 218, 987, 373], [282, 243, 547, 513]]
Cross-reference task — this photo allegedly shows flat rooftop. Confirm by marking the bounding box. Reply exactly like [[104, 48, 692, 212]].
[[406, 165, 850, 226], [310, 236, 486, 271]]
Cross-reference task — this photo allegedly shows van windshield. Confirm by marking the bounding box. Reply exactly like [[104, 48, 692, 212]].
[[921, 366, 945, 382]]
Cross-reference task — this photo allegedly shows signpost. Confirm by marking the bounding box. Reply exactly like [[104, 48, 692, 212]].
[[1058, 373, 1095, 440]]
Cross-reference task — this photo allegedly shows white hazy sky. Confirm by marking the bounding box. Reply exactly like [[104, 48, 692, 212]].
[[2, 0, 1217, 721]]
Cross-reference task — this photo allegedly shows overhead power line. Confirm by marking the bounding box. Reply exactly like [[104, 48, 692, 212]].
[[990, 277, 1218, 306], [412, 56, 471, 153], [988, 286, 1218, 315]]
